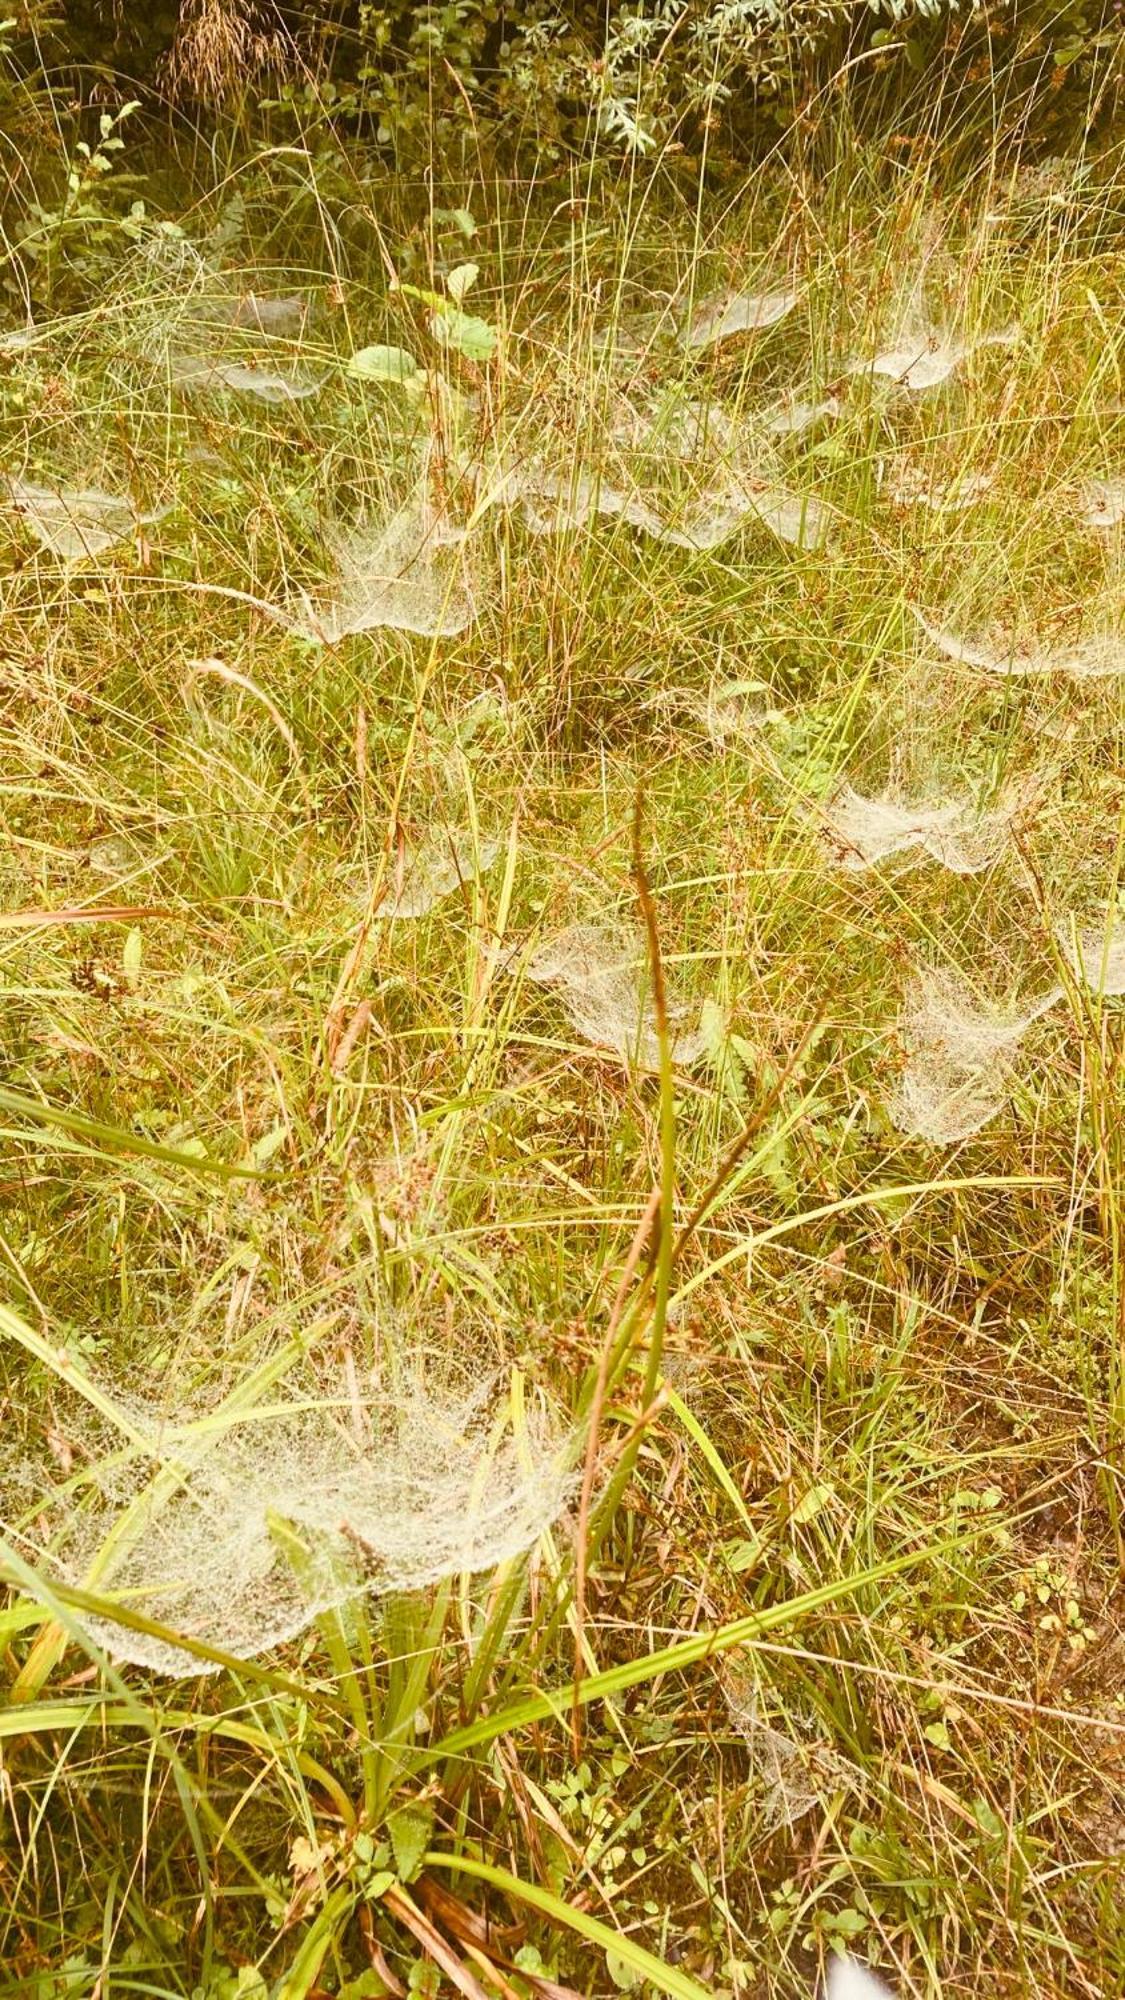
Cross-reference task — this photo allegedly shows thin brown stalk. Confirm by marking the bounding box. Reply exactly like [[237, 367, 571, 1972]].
[[572, 1183, 662, 1759]]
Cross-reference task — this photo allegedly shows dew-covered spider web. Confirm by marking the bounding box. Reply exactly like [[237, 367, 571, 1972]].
[[2, 1360, 573, 1677], [847, 323, 1019, 391], [169, 353, 325, 403], [890, 969, 1059, 1143], [683, 284, 800, 350], [280, 501, 477, 642], [2, 475, 169, 561], [381, 833, 501, 919], [528, 923, 708, 1069], [916, 610, 1125, 681], [1059, 915, 1125, 996], [822, 785, 1020, 874], [1081, 478, 1125, 530], [723, 1668, 858, 1834]]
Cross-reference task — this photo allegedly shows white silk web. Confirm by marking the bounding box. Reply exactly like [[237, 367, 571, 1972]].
[[5, 1365, 572, 1677]]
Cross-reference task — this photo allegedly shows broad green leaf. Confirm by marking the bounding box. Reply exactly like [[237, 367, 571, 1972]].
[[446, 261, 478, 302], [428, 305, 496, 363], [122, 925, 142, 989], [791, 1480, 835, 1526], [606, 1948, 644, 1992], [387, 1802, 433, 1883], [433, 206, 477, 238], [724, 1534, 767, 1574], [347, 344, 419, 384]]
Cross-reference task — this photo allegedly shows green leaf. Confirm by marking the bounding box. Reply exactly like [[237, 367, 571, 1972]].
[[387, 1803, 433, 1883], [446, 261, 478, 303], [428, 305, 496, 363], [348, 344, 420, 384], [606, 1947, 644, 1991], [923, 1720, 952, 1751], [973, 1796, 1006, 1844], [723, 1535, 766, 1575], [824, 1908, 867, 1939], [339, 1975, 390, 2000], [247, 1119, 288, 1170], [665, 1385, 752, 1527], [122, 925, 143, 990], [791, 1480, 834, 1526]]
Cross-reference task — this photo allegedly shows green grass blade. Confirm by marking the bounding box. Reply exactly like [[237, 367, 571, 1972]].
[[0, 1083, 272, 1180], [424, 1532, 967, 1764], [424, 1852, 714, 2000]]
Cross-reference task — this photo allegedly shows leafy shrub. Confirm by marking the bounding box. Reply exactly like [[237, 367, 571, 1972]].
[[270, 0, 1125, 160], [8, 0, 1125, 157]]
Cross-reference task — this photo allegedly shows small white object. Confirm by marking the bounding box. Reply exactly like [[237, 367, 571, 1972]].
[[825, 1957, 897, 2000], [1081, 477, 1125, 530]]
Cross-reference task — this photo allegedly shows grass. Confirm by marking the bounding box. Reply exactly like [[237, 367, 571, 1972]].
[[1, 87, 1125, 2000]]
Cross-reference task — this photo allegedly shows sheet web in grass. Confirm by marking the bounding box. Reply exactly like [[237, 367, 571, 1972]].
[[1, 477, 170, 562], [528, 923, 710, 1070], [4, 1361, 573, 1677], [1060, 915, 1125, 996], [381, 832, 501, 919], [723, 1668, 859, 1835], [916, 611, 1125, 681], [822, 785, 1022, 874], [891, 970, 1058, 1144], [891, 907, 1125, 1142], [280, 500, 478, 643]]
